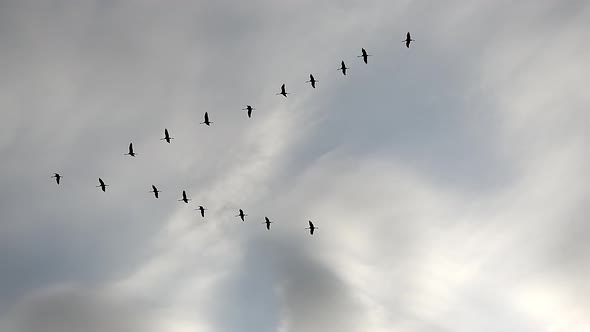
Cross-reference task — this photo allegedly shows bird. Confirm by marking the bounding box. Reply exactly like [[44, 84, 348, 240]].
[[242, 105, 255, 118], [263, 216, 272, 230], [195, 205, 207, 218], [200, 112, 212, 126], [236, 209, 247, 221], [124, 143, 137, 157], [305, 220, 318, 235], [339, 61, 349, 75], [358, 48, 372, 64], [149, 185, 161, 198], [51, 173, 62, 185], [306, 74, 318, 88], [403, 32, 414, 48], [276, 84, 289, 97], [160, 128, 174, 143], [96, 178, 108, 192], [178, 190, 191, 203]]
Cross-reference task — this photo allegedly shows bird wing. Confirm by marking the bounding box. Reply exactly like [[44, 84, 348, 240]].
[[129, 143, 133, 153], [204, 112, 209, 121], [165, 129, 169, 137], [308, 220, 313, 228], [152, 185, 157, 191], [99, 178, 104, 186]]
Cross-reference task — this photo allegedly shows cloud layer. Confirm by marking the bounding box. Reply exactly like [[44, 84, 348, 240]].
[[1, 1, 589, 331]]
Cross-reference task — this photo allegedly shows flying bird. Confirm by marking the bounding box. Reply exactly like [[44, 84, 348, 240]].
[[358, 48, 372, 64], [160, 128, 174, 143], [124, 143, 137, 157], [263, 216, 272, 230], [306, 74, 318, 88], [195, 205, 207, 218], [242, 105, 255, 118], [149, 185, 161, 198], [96, 178, 108, 192], [305, 220, 318, 235], [403, 32, 414, 48], [236, 209, 247, 221], [178, 190, 191, 203], [200, 112, 212, 126], [276, 84, 289, 97], [51, 173, 62, 185], [339, 61, 349, 75]]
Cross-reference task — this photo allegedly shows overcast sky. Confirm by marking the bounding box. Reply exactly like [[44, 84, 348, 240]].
[[0, 0, 589, 331]]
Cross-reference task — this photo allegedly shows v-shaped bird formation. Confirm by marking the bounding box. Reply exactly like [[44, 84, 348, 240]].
[[50, 32, 416, 236]]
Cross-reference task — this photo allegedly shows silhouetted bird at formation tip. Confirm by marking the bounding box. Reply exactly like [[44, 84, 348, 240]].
[[124, 143, 137, 157], [150, 185, 161, 198], [276, 84, 289, 97], [306, 74, 318, 88], [403, 32, 414, 48], [196, 205, 207, 218], [96, 178, 108, 192], [263, 216, 272, 230], [51, 173, 62, 185], [200, 112, 212, 126], [305, 220, 318, 235], [339, 61, 349, 75], [160, 128, 174, 143], [242, 105, 255, 118], [236, 209, 247, 221], [178, 190, 191, 203], [358, 48, 372, 64]]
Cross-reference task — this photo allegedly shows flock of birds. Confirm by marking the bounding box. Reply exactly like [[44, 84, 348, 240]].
[[50, 32, 416, 236]]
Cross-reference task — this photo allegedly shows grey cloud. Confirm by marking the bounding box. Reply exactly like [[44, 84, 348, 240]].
[[0, 285, 156, 332]]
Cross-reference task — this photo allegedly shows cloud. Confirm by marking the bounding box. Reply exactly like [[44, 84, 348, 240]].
[[0, 0, 589, 331]]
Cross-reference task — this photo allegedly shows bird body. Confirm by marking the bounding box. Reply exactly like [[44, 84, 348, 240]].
[[305, 220, 318, 235], [196, 205, 207, 218], [236, 209, 247, 221], [161, 128, 174, 143], [358, 48, 372, 64], [51, 173, 62, 185], [403, 32, 414, 48], [124, 143, 136, 157], [339, 61, 349, 75], [97, 178, 108, 192], [263, 216, 272, 230], [276, 84, 289, 97], [150, 185, 161, 198], [178, 190, 191, 203], [200, 112, 212, 126], [242, 105, 255, 118], [306, 74, 318, 88]]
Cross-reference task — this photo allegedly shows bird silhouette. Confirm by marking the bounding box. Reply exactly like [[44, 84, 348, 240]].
[[160, 128, 174, 143], [236, 209, 247, 221], [195, 205, 207, 218], [305, 220, 318, 235], [200, 112, 212, 126], [124, 143, 137, 157], [149, 185, 161, 198], [263, 216, 272, 230], [339, 61, 349, 75], [96, 178, 108, 192], [178, 190, 191, 203], [358, 48, 372, 64], [242, 105, 255, 118], [403, 32, 414, 48], [51, 173, 62, 185], [306, 74, 318, 88], [276, 84, 289, 97]]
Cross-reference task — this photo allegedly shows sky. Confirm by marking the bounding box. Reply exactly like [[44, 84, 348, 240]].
[[0, 0, 589, 331]]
